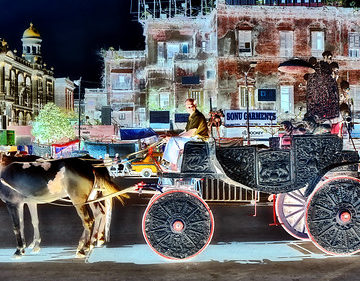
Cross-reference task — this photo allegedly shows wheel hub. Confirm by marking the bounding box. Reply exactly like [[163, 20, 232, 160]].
[[172, 220, 185, 233], [339, 211, 351, 224]]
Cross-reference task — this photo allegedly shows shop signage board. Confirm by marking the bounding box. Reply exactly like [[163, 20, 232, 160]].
[[224, 110, 277, 126]]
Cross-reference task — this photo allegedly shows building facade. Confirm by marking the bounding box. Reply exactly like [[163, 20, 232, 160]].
[[216, 0, 360, 120], [55, 77, 75, 111], [84, 88, 108, 125], [101, 50, 147, 128], [99, 0, 360, 131], [0, 23, 55, 126]]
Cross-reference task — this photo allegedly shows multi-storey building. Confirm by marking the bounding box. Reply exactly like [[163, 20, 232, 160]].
[[84, 88, 108, 124], [100, 0, 360, 131], [102, 50, 147, 128], [0, 23, 55, 126], [216, 0, 360, 120], [55, 78, 75, 111]]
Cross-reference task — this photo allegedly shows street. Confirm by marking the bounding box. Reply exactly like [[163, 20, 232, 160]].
[[0, 177, 359, 281]]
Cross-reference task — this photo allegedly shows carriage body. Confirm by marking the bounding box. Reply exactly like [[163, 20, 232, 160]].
[[144, 134, 360, 259], [216, 134, 358, 195]]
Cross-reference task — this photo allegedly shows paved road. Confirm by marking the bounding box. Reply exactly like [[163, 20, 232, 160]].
[[0, 177, 359, 280]]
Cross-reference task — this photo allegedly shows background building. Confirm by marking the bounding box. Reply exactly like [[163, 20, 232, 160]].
[[55, 77, 75, 111], [0, 23, 55, 126], [97, 0, 360, 132], [102, 50, 147, 128], [84, 88, 108, 125]]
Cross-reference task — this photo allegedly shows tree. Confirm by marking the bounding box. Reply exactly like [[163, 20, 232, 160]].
[[32, 103, 76, 144]]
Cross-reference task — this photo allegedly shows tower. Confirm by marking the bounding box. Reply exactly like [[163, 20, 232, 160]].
[[21, 23, 42, 64]]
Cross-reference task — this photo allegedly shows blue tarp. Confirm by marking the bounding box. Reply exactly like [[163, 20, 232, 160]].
[[119, 128, 158, 140]]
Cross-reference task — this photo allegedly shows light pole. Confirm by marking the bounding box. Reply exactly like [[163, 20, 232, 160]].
[[245, 62, 257, 146], [75, 77, 82, 150]]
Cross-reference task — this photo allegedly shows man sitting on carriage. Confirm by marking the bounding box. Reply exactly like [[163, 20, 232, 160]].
[[162, 98, 209, 172]]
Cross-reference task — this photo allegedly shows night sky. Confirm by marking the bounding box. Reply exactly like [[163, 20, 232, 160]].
[[1, 0, 145, 87]]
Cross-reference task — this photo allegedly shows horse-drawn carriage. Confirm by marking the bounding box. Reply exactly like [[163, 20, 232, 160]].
[[141, 133, 360, 259], [1, 131, 359, 260]]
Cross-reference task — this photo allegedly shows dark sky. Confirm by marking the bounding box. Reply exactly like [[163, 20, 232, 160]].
[[1, 0, 145, 87]]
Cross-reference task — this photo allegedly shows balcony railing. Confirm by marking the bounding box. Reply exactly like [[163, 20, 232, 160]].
[[225, 0, 323, 6]]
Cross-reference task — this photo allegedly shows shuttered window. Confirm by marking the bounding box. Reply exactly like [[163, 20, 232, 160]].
[[158, 42, 165, 64], [280, 31, 293, 57], [239, 30, 252, 56], [188, 90, 204, 109], [239, 86, 255, 108], [280, 86, 294, 113], [349, 33, 360, 58], [311, 31, 324, 57], [350, 85, 360, 114]]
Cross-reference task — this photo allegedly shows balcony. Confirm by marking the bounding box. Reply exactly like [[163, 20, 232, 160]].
[[225, 0, 323, 6]]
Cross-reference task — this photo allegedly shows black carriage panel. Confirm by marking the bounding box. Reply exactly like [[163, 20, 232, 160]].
[[330, 150, 359, 173], [292, 134, 358, 196], [216, 146, 257, 188], [256, 150, 294, 193], [181, 141, 214, 174]]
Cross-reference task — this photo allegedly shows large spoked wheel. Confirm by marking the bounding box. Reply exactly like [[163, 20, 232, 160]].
[[276, 188, 309, 240], [142, 190, 214, 260], [306, 176, 360, 255]]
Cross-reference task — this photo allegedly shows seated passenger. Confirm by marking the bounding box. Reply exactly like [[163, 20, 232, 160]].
[[162, 98, 209, 172]]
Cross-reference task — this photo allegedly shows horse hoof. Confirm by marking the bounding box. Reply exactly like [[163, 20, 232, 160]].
[[12, 249, 24, 259], [32, 246, 41, 253], [96, 239, 105, 247], [76, 249, 86, 258]]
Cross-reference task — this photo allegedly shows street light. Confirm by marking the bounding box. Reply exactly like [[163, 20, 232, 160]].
[[74, 77, 82, 150], [245, 62, 257, 146]]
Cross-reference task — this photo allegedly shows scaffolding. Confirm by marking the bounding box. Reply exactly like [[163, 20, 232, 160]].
[[134, 0, 215, 21]]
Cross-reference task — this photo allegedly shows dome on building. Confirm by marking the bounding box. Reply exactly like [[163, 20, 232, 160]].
[[22, 23, 41, 38]]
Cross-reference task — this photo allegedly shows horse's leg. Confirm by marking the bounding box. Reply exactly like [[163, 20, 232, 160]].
[[94, 200, 107, 247], [88, 201, 101, 248], [73, 204, 95, 258], [91, 197, 112, 247], [6, 202, 26, 257], [27, 203, 41, 253], [103, 198, 113, 244]]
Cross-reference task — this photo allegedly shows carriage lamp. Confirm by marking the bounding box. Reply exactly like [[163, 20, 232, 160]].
[[278, 58, 315, 74]]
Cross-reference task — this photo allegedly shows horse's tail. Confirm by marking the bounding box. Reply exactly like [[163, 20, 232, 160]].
[[93, 167, 129, 205]]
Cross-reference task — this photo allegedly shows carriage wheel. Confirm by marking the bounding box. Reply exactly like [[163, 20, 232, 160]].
[[306, 176, 360, 255], [142, 190, 214, 260], [276, 188, 309, 240]]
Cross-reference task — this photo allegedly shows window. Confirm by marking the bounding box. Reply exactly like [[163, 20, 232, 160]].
[[118, 113, 126, 120], [158, 42, 165, 64], [258, 89, 276, 102], [165, 42, 189, 61], [167, 43, 180, 60], [280, 31, 293, 57], [159, 92, 170, 108], [188, 90, 203, 108], [239, 86, 255, 108], [311, 31, 324, 57], [280, 86, 294, 113], [206, 70, 215, 79], [202, 41, 207, 52], [349, 33, 360, 58], [238, 30, 252, 56], [350, 85, 360, 115], [111, 73, 132, 90], [181, 43, 189, 54]]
